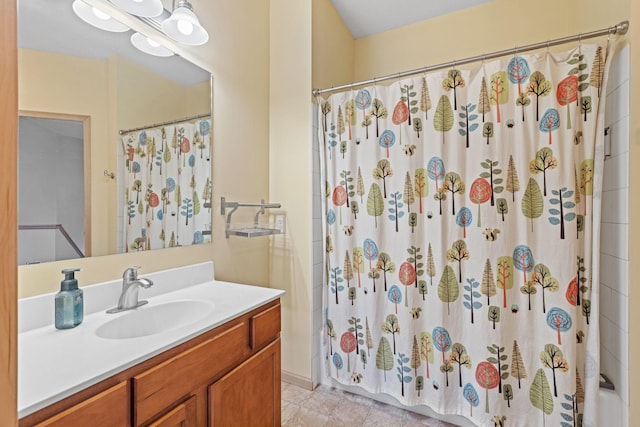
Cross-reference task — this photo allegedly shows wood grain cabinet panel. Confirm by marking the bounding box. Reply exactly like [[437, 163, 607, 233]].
[[249, 303, 281, 350], [133, 321, 248, 426], [147, 396, 196, 427], [34, 381, 129, 427], [209, 338, 281, 427]]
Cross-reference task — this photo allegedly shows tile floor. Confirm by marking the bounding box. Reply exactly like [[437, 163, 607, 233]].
[[282, 382, 459, 427]]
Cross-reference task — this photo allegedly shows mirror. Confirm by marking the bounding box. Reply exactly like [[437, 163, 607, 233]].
[[18, 114, 90, 265], [17, 0, 213, 264]]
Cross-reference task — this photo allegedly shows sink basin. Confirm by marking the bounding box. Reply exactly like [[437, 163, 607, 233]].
[[95, 300, 214, 339]]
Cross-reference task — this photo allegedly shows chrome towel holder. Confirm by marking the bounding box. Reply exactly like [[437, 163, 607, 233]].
[[220, 197, 282, 238]]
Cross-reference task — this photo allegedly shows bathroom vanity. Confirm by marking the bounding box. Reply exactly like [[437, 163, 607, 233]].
[[18, 263, 284, 426]]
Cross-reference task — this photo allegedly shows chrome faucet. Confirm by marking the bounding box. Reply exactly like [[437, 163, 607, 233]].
[[106, 266, 154, 313]]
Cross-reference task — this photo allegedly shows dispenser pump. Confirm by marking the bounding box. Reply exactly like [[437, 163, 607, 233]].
[[61, 268, 80, 291]]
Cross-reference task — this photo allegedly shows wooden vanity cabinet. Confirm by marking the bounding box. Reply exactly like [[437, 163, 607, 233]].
[[20, 299, 281, 427], [32, 381, 129, 427]]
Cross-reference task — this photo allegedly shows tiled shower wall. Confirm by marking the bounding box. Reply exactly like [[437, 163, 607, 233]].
[[311, 45, 630, 423], [599, 43, 630, 425]]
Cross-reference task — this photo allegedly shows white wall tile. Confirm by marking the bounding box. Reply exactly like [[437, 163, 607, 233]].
[[600, 346, 622, 398], [312, 171, 321, 196], [314, 262, 323, 287], [606, 45, 630, 94], [619, 366, 630, 405], [604, 88, 616, 123], [610, 289, 629, 333], [313, 240, 323, 264], [605, 118, 630, 157], [600, 315, 623, 364], [311, 354, 321, 387], [312, 105, 319, 130], [599, 45, 629, 415], [600, 284, 613, 322], [611, 81, 629, 122], [313, 192, 321, 219], [601, 188, 628, 224], [600, 223, 628, 259], [599, 253, 629, 296], [313, 218, 322, 242], [602, 152, 629, 191], [313, 285, 323, 313]]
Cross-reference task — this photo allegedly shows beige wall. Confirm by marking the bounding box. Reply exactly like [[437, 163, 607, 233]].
[[269, 0, 313, 383], [353, 0, 570, 81], [17, 0, 271, 296], [312, 0, 354, 90], [109, 57, 205, 132], [185, 80, 212, 117]]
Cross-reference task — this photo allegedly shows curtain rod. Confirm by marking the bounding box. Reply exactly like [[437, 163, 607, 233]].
[[119, 113, 211, 135], [312, 20, 629, 96]]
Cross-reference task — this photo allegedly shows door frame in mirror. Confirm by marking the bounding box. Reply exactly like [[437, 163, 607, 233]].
[[18, 110, 92, 258]]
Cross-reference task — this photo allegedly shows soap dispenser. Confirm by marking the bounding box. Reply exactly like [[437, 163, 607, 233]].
[[55, 268, 83, 329]]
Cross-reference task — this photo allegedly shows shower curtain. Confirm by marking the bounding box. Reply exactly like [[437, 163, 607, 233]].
[[121, 118, 212, 252], [319, 44, 611, 427]]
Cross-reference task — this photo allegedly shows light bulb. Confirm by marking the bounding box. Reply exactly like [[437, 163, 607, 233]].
[[92, 7, 111, 20], [146, 37, 160, 48], [177, 20, 194, 35]]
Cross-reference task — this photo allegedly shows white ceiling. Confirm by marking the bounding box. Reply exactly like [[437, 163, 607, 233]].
[[331, 0, 495, 39]]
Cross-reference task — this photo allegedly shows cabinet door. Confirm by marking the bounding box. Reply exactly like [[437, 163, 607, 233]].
[[148, 396, 196, 427], [209, 338, 280, 427], [34, 382, 129, 427], [133, 321, 248, 426]]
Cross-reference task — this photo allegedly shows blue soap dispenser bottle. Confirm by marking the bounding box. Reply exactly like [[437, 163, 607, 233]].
[[55, 268, 83, 329]]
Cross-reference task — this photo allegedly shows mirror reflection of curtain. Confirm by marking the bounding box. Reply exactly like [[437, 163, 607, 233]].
[[121, 119, 212, 252]]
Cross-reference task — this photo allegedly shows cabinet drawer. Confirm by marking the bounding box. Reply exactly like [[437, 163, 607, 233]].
[[35, 382, 129, 427], [148, 395, 196, 427], [133, 321, 247, 426], [249, 303, 280, 350]]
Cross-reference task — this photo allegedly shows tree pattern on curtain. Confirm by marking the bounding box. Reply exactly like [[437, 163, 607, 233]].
[[122, 119, 212, 252], [320, 44, 610, 427]]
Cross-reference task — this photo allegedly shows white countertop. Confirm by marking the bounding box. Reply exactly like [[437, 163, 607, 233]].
[[18, 262, 285, 418]]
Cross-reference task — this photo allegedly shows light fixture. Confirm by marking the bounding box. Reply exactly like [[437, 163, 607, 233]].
[[130, 32, 174, 57], [109, 0, 163, 18], [72, 0, 130, 32], [161, 1, 209, 46]]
